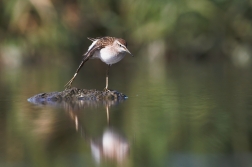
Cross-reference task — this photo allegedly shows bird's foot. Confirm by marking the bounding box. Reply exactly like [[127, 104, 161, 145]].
[[64, 81, 73, 90], [64, 73, 77, 90], [64, 85, 72, 90], [103, 87, 110, 92]]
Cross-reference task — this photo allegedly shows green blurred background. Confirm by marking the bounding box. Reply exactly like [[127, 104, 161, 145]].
[[1, 0, 252, 67]]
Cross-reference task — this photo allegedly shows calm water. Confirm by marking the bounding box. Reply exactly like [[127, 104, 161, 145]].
[[1, 58, 252, 167]]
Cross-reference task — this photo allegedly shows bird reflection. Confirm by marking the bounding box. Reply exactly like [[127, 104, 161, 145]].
[[73, 104, 130, 165], [28, 97, 129, 164], [71, 104, 129, 165], [90, 127, 129, 164]]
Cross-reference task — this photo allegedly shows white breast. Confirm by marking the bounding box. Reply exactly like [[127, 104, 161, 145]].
[[98, 46, 126, 65]]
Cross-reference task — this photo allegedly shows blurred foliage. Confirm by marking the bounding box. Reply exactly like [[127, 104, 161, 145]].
[[1, 0, 252, 67]]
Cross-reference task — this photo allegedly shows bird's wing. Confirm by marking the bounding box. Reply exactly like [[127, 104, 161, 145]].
[[83, 39, 102, 57], [75, 37, 114, 73], [76, 37, 112, 74], [87, 37, 101, 41]]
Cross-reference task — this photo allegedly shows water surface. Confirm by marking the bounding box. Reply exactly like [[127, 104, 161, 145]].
[[1, 60, 252, 167]]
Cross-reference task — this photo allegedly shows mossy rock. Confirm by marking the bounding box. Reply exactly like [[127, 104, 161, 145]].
[[28, 87, 127, 105]]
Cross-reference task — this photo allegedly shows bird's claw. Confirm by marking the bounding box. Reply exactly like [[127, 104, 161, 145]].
[[64, 80, 73, 90], [103, 87, 110, 92], [64, 84, 72, 90]]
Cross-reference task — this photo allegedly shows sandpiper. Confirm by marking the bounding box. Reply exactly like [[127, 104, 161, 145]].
[[65, 36, 132, 90]]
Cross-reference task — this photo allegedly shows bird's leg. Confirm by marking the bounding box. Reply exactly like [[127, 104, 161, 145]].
[[64, 57, 89, 90], [104, 65, 111, 91]]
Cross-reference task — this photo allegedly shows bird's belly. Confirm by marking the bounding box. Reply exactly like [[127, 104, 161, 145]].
[[99, 50, 126, 65]]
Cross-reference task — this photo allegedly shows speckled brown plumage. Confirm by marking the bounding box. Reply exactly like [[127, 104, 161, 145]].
[[86, 37, 127, 56], [65, 36, 131, 89]]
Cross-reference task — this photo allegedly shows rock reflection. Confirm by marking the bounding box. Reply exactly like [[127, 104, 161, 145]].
[[28, 95, 125, 111], [28, 98, 130, 165]]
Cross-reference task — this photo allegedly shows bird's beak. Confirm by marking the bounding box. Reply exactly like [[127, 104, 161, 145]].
[[125, 48, 133, 57]]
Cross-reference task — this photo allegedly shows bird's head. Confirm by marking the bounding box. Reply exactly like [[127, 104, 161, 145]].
[[114, 39, 133, 56]]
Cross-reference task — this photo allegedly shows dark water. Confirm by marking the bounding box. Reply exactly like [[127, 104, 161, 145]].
[[1, 58, 252, 167]]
